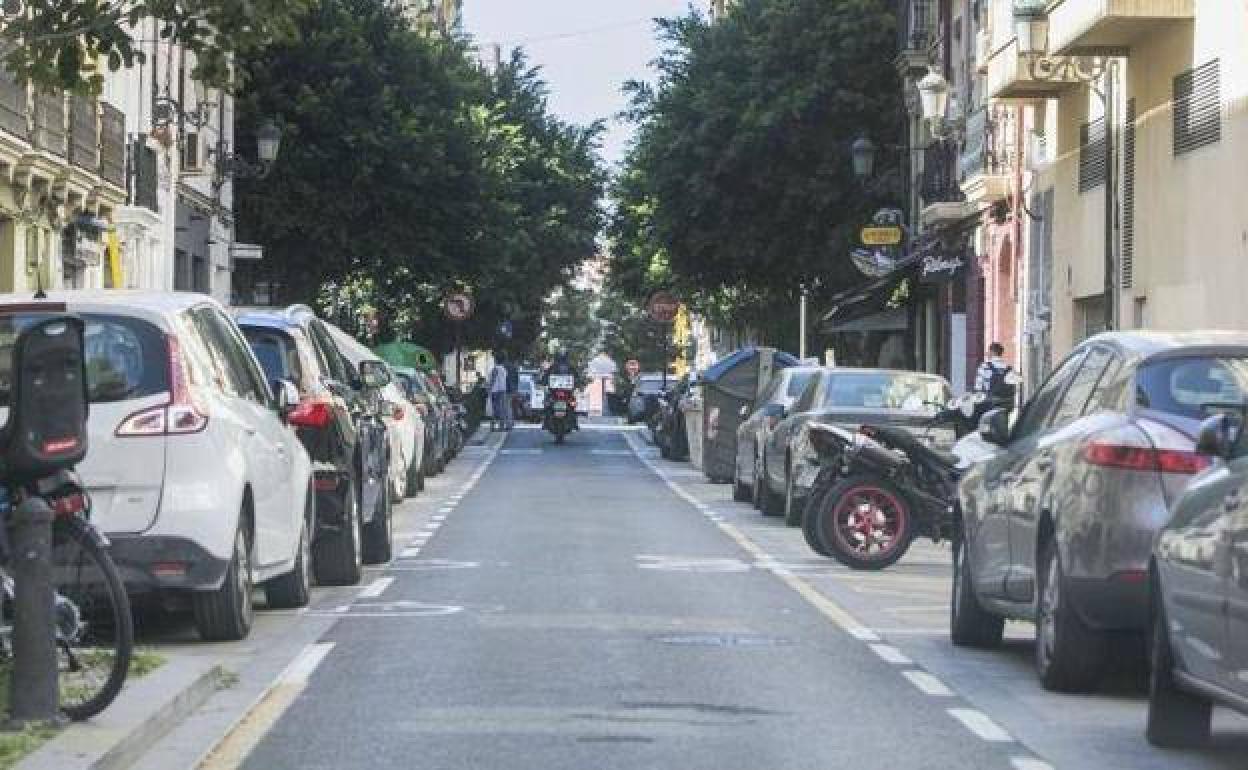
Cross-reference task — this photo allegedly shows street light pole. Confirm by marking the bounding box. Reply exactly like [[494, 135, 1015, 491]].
[[798, 284, 808, 360]]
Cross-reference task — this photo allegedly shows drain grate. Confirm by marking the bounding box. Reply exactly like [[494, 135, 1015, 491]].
[[652, 633, 791, 648]]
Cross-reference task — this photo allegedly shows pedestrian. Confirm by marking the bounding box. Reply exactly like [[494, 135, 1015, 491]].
[[974, 342, 1018, 412], [488, 353, 509, 432]]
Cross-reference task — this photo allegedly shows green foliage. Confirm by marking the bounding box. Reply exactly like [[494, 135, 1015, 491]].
[[597, 288, 670, 372], [536, 285, 597, 367], [235, 0, 605, 353], [610, 0, 904, 344], [2, 0, 310, 93]]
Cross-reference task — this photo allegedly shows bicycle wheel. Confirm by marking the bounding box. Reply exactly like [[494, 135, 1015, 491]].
[[52, 514, 133, 721]]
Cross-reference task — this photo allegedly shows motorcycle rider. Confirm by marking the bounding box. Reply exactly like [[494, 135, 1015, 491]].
[[541, 351, 581, 431]]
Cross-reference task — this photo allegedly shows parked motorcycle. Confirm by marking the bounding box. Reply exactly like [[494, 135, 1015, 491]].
[[800, 392, 993, 570], [544, 373, 578, 444]]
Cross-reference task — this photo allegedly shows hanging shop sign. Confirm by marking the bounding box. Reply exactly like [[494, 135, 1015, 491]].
[[919, 253, 967, 283], [860, 226, 903, 246]]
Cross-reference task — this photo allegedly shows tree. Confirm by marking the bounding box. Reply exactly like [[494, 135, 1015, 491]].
[[535, 285, 598, 367], [2, 0, 310, 93], [234, 2, 605, 354], [610, 0, 904, 347]]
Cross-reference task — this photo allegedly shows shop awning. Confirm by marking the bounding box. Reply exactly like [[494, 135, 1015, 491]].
[[824, 308, 909, 332], [821, 255, 920, 329]]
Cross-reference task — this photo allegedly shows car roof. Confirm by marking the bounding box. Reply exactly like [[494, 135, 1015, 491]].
[[0, 290, 221, 329], [825, 367, 949, 382], [235, 311, 301, 332], [1081, 330, 1248, 361]]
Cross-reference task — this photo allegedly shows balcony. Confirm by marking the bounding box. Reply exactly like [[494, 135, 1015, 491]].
[[895, 0, 935, 80], [985, 38, 1093, 99], [100, 103, 126, 189], [920, 140, 971, 228], [1046, 0, 1194, 55], [68, 95, 99, 172], [32, 90, 66, 158], [960, 107, 1014, 206]]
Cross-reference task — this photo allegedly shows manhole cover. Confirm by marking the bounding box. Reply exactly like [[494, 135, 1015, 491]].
[[652, 634, 791, 648]]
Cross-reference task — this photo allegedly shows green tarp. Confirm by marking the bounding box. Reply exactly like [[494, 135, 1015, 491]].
[[373, 341, 438, 371]]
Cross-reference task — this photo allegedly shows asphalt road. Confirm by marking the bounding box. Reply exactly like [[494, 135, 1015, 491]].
[[231, 425, 1044, 770]]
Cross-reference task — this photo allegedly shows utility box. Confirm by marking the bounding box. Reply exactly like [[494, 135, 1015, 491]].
[[699, 347, 799, 483], [680, 383, 704, 471]]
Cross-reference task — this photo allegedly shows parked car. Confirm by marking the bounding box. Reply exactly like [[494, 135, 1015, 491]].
[[734, 365, 822, 503], [756, 368, 952, 526], [329, 327, 420, 515], [628, 374, 667, 424], [237, 305, 392, 587], [654, 374, 697, 460], [953, 331, 1248, 693], [0, 291, 315, 641], [424, 370, 463, 459], [515, 374, 544, 422], [1148, 408, 1248, 747], [394, 366, 448, 480]]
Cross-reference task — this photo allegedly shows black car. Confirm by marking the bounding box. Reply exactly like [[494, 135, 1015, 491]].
[[237, 305, 392, 586], [654, 374, 696, 460]]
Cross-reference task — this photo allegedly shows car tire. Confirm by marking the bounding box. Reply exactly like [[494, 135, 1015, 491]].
[[800, 483, 832, 557], [363, 474, 394, 564], [732, 460, 751, 502], [1035, 539, 1106, 692], [783, 464, 804, 527], [265, 495, 313, 610], [950, 534, 1004, 648], [1147, 587, 1212, 747], [193, 525, 254, 642], [406, 459, 423, 498], [313, 478, 362, 586]]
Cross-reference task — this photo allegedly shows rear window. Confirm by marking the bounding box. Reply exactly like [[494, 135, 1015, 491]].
[[1136, 356, 1248, 419], [786, 370, 816, 398], [820, 372, 951, 411], [241, 326, 303, 387], [0, 312, 168, 406]]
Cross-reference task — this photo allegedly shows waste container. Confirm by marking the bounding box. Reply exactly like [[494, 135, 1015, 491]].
[[680, 383, 704, 471], [699, 347, 799, 483]]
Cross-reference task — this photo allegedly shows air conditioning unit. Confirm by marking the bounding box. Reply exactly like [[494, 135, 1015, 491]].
[[182, 132, 202, 173]]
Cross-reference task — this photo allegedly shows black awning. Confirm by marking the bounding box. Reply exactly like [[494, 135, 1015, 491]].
[[821, 255, 920, 328]]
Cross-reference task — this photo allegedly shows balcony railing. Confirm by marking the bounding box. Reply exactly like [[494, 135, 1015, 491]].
[[0, 69, 28, 141], [33, 90, 66, 157], [897, 0, 935, 51], [69, 95, 98, 171], [921, 141, 964, 205], [960, 107, 1014, 182], [100, 103, 125, 187]]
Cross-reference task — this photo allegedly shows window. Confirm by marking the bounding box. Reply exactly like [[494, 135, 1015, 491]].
[[793, 373, 823, 413], [1174, 59, 1220, 156], [210, 309, 272, 405], [820, 372, 951, 411], [242, 327, 303, 388], [785, 370, 816, 400], [1136, 356, 1248, 420], [1078, 118, 1106, 192], [307, 321, 347, 384], [1014, 351, 1087, 440], [1048, 347, 1115, 429]]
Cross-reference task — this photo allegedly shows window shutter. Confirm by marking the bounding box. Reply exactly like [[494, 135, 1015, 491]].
[[1122, 98, 1135, 289], [1078, 118, 1106, 193], [1173, 59, 1220, 156]]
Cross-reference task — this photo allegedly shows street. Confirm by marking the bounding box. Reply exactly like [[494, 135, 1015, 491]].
[[128, 423, 1248, 770]]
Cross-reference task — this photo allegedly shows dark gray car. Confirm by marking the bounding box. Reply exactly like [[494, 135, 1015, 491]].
[[1148, 402, 1248, 747], [733, 366, 821, 503], [953, 331, 1248, 693]]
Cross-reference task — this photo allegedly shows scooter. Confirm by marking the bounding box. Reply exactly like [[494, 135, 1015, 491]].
[[799, 391, 1007, 570], [543, 373, 578, 444]]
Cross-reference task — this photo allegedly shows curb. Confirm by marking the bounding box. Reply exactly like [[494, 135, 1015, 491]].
[[18, 658, 227, 770]]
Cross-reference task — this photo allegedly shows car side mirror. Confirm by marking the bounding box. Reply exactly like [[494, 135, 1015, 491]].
[[978, 408, 1011, 446], [274, 379, 300, 418], [1196, 413, 1242, 458], [359, 360, 391, 389]]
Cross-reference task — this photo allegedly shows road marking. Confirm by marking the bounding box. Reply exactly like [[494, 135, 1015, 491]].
[[869, 644, 913, 665], [1010, 759, 1055, 770], [500, 449, 542, 455], [635, 555, 752, 573], [199, 643, 336, 769], [590, 449, 634, 455], [431, 515, 447, 522], [401, 547, 424, 559], [902, 670, 954, 697], [438, 506, 455, 514], [948, 708, 1013, 743], [357, 576, 395, 600]]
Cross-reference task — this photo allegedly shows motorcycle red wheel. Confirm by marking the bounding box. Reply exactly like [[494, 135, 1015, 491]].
[[818, 475, 913, 570]]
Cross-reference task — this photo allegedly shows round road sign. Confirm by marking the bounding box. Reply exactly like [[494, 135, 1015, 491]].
[[443, 293, 474, 322], [646, 291, 680, 324]]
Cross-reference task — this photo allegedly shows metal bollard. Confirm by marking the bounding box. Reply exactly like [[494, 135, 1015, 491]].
[[8, 497, 59, 726]]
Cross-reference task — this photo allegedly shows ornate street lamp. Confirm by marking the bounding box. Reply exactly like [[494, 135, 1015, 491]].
[[916, 69, 949, 125], [212, 119, 283, 186]]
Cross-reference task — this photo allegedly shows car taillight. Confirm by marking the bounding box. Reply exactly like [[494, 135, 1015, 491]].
[[116, 335, 209, 436], [1081, 442, 1212, 474], [288, 399, 334, 429]]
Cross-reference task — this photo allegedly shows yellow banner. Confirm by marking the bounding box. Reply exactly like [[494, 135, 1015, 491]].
[[861, 226, 903, 246], [106, 230, 122, 288]]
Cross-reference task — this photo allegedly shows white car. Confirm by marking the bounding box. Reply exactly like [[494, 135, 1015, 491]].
[[0, 291, 315, 641], [328, 328, 423, 500]]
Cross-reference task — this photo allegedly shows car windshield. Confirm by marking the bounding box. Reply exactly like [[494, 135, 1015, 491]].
[[820, 372, 950, 411], [1136, 355, 1248, 419], [785, 370, 816, 399], [241, 326, 303, 386], [0, 311, 168, 406]]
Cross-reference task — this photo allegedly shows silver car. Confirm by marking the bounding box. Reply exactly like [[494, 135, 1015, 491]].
[[953, 331, 1248, 693], [1148, 405, 1248, 747]]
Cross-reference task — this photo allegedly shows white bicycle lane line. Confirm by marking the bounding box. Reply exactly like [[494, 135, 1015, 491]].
[[622, 431, 1055, 770]]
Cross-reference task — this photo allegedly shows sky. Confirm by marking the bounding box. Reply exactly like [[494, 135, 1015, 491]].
[[463, 0, 691, 169]]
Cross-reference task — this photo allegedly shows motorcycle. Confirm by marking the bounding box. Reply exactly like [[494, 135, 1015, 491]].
[[799, 391, 1004, 571], [543, 373, 578, 444]]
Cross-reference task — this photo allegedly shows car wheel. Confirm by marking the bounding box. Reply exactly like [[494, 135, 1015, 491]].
[[193, 525, 254, 642], [732, 458, 751, 502], [950, 534, 1004, 648], [1147, 582, 1212, 747], [265, 495, 313, 610], [756, 452, 783, 516], [1035, 539, 1106, 692], [363, 474, 394, 564], [405, 457, 422, 498], [313, 478, 362, 586], [783, 463, 804, 527], [801, 482, 832, 557], [751, 455, 764, 511]]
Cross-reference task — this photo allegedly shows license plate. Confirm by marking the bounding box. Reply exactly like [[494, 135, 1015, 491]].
[[554, 402, 567, 415], [549, 374, 574, 389]]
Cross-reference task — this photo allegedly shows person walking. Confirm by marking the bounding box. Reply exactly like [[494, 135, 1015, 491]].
[[504, 357, 519, 431], [488, 353, 509, 432], [973, 342, 1018, 413]]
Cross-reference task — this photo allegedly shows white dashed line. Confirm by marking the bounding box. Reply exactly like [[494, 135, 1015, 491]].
[[400, 547, 423, 559], [1010, 758, 1054, 770], [438, 507, 455, 514], [948, 708, 1013, 743], [357, 576, 394, 599], [869, 644, 913, 665], [902, 670, 954, 697], [278, 642, 335, 685]]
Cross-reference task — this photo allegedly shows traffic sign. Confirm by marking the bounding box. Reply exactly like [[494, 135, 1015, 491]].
[[646, 291, 680, 323], [861, 226, 903, 246], [443, 293, 474, 322]]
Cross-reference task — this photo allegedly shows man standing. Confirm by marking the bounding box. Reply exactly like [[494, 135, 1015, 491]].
[[488, 353, 509, 432], [974, 342, 1018, 412], [503, 356, 519, 431]]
